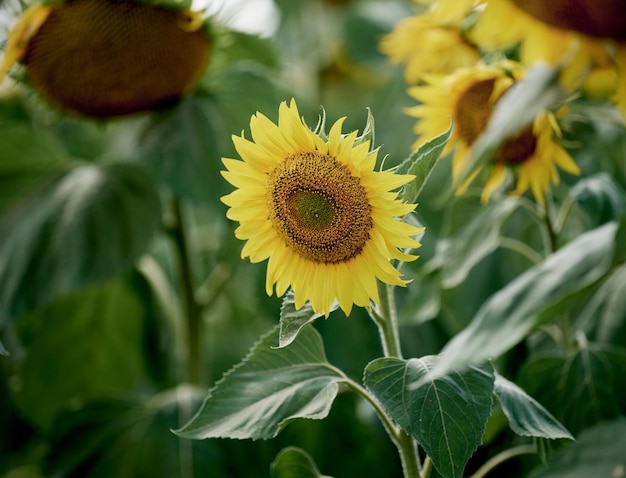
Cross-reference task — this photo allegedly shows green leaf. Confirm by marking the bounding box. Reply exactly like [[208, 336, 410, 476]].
[[0, 123, 66, 213], [0, 162, 161, 319], [493, 371, 573, 440], [531, 418, 626, 478], [354, 107, 375, 149], [457, 65, 564, 188], [278, 290, 337, 349], [437, 197, 520, 288], [175, 324, 344, 440], [518, 344, 626, 436], [45, 386, 222, 478], [11, 273, 153, 429], [270, 447, 333, 478], [142, 95, 226, 202], [397, 123, 452, 204], [431, 221, 618, 378], [571, 172, 626, 226], [364, 356, 494, 478]]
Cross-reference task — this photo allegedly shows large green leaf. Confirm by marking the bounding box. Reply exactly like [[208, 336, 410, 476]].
[[175, 324, 344, 440], [531, 418, 626, 478], [437, 197, 520, 288], [493, 372, 573, 440], [141, 95, 226, 202], [278, 290, 337, 349], [397, 123, 452, 204], [364, 356, 494, 478], [270, 447, 333, 478], [0, 162, 161, 319], [518, 344, 626, 436], [0, 123, 66, 213], [430, 221, 619, 378], [10, 273, 153, 429]]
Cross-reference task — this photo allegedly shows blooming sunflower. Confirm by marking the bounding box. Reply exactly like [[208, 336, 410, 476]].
[[470, 0, 626, 116], [0, 0, 210, 118], [380, 12, 480, 84], [221, 99, 423, 317], [406, 64, 580, 204]]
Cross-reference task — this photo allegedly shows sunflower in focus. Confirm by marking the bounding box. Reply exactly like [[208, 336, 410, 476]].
[[221, 99, 423, 317], [406, 64, 580, 204], [380, 12, 480, 84], [0, 0, 211, 118], [470, 0, 626, 117]]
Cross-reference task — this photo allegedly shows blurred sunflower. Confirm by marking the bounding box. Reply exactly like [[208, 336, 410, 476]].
[[221, 99, 423, 317], [470, 0, 626, 116], [0, 0, 211, 118], [380, 12, 480, 84], [406, 64, 580, 204]]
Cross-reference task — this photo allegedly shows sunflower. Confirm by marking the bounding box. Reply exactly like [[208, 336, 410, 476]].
[[0, 0, 210, 118], [380, 11, 480, 84], [221, 99, 423, 317], [406, 64, 580, 204], [470, 0, 626, 116]]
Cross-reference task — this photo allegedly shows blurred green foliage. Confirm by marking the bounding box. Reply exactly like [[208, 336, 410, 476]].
[[1, 0, 626, 477]]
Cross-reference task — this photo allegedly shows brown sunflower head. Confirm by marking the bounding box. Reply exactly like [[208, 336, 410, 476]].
[[21, 0, 211, 118]]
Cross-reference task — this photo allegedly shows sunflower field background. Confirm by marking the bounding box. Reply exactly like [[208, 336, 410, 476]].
[[1, 0, 626, 477]]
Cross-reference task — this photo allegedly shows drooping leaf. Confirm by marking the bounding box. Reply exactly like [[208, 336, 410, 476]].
[[0, 162, 161, 319], [11, 273, 153, 429], [437, 197, 520, 288], [175, 324, 344, 440], [531, 418, 626, 478], [431, 221, 619, 378], [457, 65, 564, 188], [518, 344, 626, 436], [270, 447, 333, 478], [364, 356, 494, 478], [397, 123, 452, 204], [278, 290, 337, 349], [493, 371, 573, 440]]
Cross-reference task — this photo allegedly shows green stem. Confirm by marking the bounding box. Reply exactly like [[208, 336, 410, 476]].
[[468, 445, 536, 478], [366, 281, 428, 478], [370, 281, 403, 359], [421, 456, 433, 478], [170, 198, 203, 385], [342, 377, 420, 478], [497, 237, 543, 265]]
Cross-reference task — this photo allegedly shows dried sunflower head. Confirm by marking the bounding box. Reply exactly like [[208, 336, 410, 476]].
[[1, 0, 211, 118]]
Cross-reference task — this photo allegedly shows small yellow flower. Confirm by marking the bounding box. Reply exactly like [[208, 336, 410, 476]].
[[380, 6, 480, 84], [0, 0, 211, 118], [406, 64, 580, 204], [470, 0, 626, 117], [221, 99, 423, 317]]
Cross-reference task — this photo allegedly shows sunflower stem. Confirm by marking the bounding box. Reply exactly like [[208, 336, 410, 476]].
[[373, 281, 403, 359], [170, 197, 204, 385]]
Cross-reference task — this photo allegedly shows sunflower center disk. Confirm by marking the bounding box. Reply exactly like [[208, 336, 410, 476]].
[[496, 127, 538, 164], [268, 152, 373, 264], [454, 78, 497, 146], [511, 0, 626, 39]]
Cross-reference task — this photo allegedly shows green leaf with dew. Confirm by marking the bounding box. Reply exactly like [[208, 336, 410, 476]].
[[364, 356, 494, 478], [175, 324, 344, 440]]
